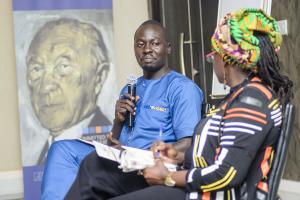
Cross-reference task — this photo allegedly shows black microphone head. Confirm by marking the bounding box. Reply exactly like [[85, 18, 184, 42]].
[[127, 75, 137, 128]]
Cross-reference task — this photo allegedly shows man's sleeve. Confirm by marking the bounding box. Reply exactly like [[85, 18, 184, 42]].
[[170, 80, 203, 140]]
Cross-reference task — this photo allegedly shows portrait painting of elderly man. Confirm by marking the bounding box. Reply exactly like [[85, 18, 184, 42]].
[[26, 18, 113, 162], [13, 9, 117, 166]]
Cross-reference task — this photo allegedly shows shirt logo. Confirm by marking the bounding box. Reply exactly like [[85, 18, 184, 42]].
[[144, 105, 167, 112]]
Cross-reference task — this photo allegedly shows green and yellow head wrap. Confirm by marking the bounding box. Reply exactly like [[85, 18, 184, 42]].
[[211, 8, 282, 71]]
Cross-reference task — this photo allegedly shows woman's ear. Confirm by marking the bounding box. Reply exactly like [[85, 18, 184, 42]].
[[223, 63, 230, 86]]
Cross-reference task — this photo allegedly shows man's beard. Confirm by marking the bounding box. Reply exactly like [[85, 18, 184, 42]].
[[141, 65, 164, 73]]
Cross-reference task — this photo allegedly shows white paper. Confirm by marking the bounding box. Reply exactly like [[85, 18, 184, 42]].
[[93, 140, 121, 162], [88, 140, 177, 172]]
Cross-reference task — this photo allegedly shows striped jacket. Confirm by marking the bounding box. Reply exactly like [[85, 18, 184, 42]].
[[185, 77, 282, 200]]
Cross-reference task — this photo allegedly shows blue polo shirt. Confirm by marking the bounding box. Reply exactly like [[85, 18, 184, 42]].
[[119, 71, 203, 149]]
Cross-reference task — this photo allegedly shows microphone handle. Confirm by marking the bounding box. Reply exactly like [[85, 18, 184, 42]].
[[127, 84, 136, 128]]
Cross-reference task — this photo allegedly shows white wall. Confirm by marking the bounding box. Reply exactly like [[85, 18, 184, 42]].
[[0, 0, 22, 171], [113, 0, 147, 90]]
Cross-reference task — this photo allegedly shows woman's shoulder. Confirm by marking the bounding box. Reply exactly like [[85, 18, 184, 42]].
[[244, 80, 275, 100], [233, 79, 280, 113]]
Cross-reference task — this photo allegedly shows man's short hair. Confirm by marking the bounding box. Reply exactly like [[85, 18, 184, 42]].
[[27, 18, 109, 65], [135, 19, 169, 42], [139, 19, 165, 29]]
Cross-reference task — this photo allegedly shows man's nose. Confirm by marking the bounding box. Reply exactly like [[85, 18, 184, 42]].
[[39, 70, 58, 94], [143, 43, 153, 54]]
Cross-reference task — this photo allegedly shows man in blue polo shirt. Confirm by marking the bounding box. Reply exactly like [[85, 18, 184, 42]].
[[108, 20, 203, 152], [116, 70, 202, 150], [43, 20, 203, 200]]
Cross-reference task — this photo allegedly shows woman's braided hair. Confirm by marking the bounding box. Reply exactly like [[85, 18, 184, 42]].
[[255, 32, 293, 105], [211, 8, 293, 104]]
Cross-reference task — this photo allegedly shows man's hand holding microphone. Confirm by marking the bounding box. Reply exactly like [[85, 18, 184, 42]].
[[108, 76, 138, 147]]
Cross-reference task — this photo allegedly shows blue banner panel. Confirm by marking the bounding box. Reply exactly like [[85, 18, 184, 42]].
[[13, 0, 116, 199], [13, 0, 112, 11], [23, 165, 44, 200]]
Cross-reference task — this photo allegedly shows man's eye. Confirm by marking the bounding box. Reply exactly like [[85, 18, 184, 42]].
[[31, 64, 42, 72], [152, 42, 160, 46], [28, 64, 43, 81], [56, 63, 72, 75], [60, 64, 70, 69], [136, 43, 144, 48]]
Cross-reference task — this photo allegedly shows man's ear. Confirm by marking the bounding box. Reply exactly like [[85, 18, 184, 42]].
[[95, 62, 109, 95], [167, 43, 171, 54]]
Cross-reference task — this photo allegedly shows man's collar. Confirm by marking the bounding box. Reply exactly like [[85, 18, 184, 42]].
[[53, 113, 96, 141]]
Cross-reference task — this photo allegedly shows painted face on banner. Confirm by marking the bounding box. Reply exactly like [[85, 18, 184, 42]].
[[26, 22, 106, 134]]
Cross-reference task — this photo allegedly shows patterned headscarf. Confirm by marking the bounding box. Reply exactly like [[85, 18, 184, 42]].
[[211, 8, 282, 71]]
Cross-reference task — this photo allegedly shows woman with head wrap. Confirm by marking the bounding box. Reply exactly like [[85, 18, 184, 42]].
[[65, 9, 293, 200]]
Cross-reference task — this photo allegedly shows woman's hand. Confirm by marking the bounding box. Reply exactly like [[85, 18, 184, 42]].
[[152, 141, 181, 164], [143, 159, 169, 185]]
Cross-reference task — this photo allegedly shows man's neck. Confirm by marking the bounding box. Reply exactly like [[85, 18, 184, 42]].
[[143, 66, 171, 80]]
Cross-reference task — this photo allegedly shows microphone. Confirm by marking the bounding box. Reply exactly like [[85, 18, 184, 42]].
[[127, 75, 137, 128]]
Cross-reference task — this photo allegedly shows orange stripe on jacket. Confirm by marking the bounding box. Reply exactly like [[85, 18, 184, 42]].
[[261, 147, 272, 178], [223, 113, 267, 124], [257, 181, 269, 192], [247, 83, 272, 100], [251, 77, 262, 82], [230, 87, 244, 101], [221, 102, 228, 110], [202, 192, 211, 200], [226, 108, 267, 118], [221, 88, 244, 110]]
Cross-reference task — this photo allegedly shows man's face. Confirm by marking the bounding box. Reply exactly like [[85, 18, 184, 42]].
[[26, 25, 100, 133], [134, 24, 170, 72]]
